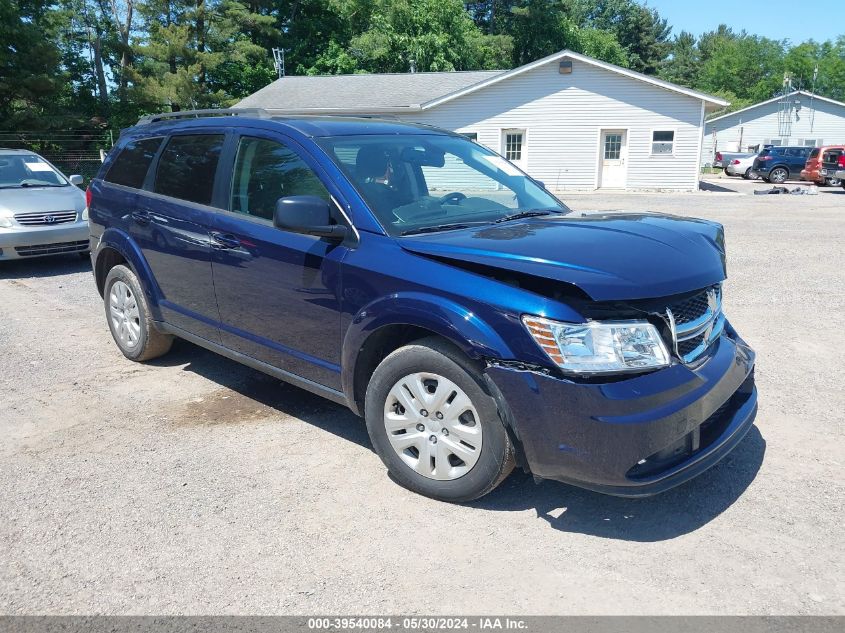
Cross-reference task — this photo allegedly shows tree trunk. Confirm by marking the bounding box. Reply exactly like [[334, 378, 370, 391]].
[[92, 33, 109, 111]]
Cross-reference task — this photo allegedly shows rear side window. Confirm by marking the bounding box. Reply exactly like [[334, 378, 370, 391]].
[[154, 134, 224, 206], [104, 137, 162, 188], [229, 136, 330, 221], [809, 148, 820, 159]]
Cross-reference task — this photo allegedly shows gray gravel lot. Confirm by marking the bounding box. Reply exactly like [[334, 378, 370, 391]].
[[1, 181, 843, 615]]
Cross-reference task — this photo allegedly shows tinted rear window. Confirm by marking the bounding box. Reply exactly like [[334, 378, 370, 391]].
[[154, 134, 224, 206], [809, 148, 820, 159], [104, 137, 162, 188]]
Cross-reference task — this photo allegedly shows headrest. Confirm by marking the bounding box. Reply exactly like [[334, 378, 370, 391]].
[[356, 145, 390, 180]]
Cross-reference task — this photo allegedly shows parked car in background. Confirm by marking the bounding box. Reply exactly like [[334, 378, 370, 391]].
[[724, 153, 759, 179], [823, 152, 845, 188], [816, 148, 844, 187], [713, 150, 750, 169], [0, 149, 88, 261], [801, 146, 845, 186], [751, 146, 812, 183], [87, 110, 757, 503]]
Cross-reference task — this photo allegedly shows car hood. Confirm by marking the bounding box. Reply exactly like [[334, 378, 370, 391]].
[[399, 212, 726, 301], [0, 186, 85, 215]]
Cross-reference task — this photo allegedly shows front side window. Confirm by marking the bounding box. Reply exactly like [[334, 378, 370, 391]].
[[651, 130, 674, 155], [104, 137, 162, 189], [154, 134, 224, 206], [0, 154, 67, 189], [318, 133, 566, 237], [229, 137, 330, 221]]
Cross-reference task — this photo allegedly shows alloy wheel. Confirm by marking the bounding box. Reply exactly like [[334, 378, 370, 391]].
[[109, 280, 141, 348]]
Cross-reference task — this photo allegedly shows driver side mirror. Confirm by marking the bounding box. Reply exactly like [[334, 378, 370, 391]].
[[273, 195, 347, 240], [69, 175, 84, 186]]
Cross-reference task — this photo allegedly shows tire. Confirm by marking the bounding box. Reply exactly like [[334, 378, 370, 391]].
[[743, 168, 754, 180], [825, 178, 841, 187], [769, 167, 788, 184], [364, 337, 514, 502], [103, 264, 173, 361]]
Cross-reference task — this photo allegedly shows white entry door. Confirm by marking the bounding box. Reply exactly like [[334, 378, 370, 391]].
[[502, 129, 527, 171], [599, 129, 628, 188]]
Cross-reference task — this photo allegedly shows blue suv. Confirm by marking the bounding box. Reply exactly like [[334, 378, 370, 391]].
[[88, 110, 757, 502]]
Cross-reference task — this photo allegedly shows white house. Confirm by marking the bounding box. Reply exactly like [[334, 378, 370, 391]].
[[236, 50, 728, 192], [703, 90, 845, 163]]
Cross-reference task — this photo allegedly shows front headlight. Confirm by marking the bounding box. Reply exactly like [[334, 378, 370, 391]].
[[523, 316, 670, 374], [82, 207, 89, 221], [0, 217, 13, 228]]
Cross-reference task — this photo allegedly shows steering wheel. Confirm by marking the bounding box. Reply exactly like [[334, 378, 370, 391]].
[[439, 192, 467, 205]]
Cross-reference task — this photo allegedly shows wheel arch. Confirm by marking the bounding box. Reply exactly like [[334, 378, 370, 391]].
[[94, 229, 163, 320], [341, 292, 514, 416]]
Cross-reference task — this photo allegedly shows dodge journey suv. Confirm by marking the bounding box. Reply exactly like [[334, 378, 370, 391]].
[[88, 110, 757, 502]]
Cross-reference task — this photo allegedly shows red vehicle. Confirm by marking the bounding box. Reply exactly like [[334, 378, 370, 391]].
[[801, 145, 845, 186]]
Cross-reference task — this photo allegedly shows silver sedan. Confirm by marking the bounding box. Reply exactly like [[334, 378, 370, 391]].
[[0, 150, 89, 261], [724, 153, 760, 179]]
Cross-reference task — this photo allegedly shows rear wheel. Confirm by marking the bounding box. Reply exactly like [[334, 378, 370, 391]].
[[743, 168, 753, 179], [103, 264, 173, 361], [364, 337, 514, 502], [769, 167, 788, 183]]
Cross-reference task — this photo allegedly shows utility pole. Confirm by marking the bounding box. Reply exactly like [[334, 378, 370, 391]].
[[272, 48, 285, 79], [809, 65, 818, 133]]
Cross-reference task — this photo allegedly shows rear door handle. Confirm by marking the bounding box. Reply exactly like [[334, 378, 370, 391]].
[[131, 210, 151, 225], [209, 231, 241, 250]]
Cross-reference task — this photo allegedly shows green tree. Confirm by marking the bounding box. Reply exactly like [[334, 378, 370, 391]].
[[575, 0, 671, 73], [0, 0, 64, 126], [339, 0, 511, 73], [659, 30, 699, 88], [697, 26, 786, 106]]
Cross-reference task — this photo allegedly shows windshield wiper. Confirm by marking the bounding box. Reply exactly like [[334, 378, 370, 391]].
[[493, 209, 562, 224], [400, 221, 488, 236]]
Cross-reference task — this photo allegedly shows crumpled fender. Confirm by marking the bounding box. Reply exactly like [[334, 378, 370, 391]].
[[340, 291, 515, 408]]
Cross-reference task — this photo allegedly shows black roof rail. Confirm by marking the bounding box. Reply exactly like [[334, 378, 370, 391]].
[[136, 108, 270, 125]]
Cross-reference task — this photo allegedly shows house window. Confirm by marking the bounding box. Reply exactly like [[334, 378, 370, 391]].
[[651, 130, 674, 155], [766, 138, 782, 147], [604, 134, 622, 160], [803, 139, 820, 147], [504, 132, 523, 161]]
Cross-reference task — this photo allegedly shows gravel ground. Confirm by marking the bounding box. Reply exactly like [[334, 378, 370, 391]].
[[1, 182, 843, 615]]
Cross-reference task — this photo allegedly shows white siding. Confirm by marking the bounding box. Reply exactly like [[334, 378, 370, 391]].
[[395, 59, 704, 191], [703, 97, 845, 164]]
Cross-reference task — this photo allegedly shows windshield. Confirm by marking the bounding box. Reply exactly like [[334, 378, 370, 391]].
[[318, 134, 568, 236], [0, 154, 68, 188]]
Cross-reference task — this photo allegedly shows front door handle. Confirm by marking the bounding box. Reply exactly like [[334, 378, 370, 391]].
[[209, 231, 241, 250], [131, 210, 151, 226]]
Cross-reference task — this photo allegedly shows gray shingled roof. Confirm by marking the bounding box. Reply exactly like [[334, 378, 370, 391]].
[[235, 70, 504, 112]]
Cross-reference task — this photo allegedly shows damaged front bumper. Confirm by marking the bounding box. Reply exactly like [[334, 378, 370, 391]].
[[485, 322, 757, 497]]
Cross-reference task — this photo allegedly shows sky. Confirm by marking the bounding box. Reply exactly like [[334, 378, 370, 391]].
[[641, 1, 844, 44]]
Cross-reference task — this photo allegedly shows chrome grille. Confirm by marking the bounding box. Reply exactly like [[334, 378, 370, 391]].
[[667, 287, 716, 325], [14, 240, 88, 256], [13, 210, 78, 226], [667, 284, 724, 364]]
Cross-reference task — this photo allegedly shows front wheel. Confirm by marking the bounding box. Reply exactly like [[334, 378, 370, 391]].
[[825, 177, 841, 186], [364, 338, 514, 502]]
